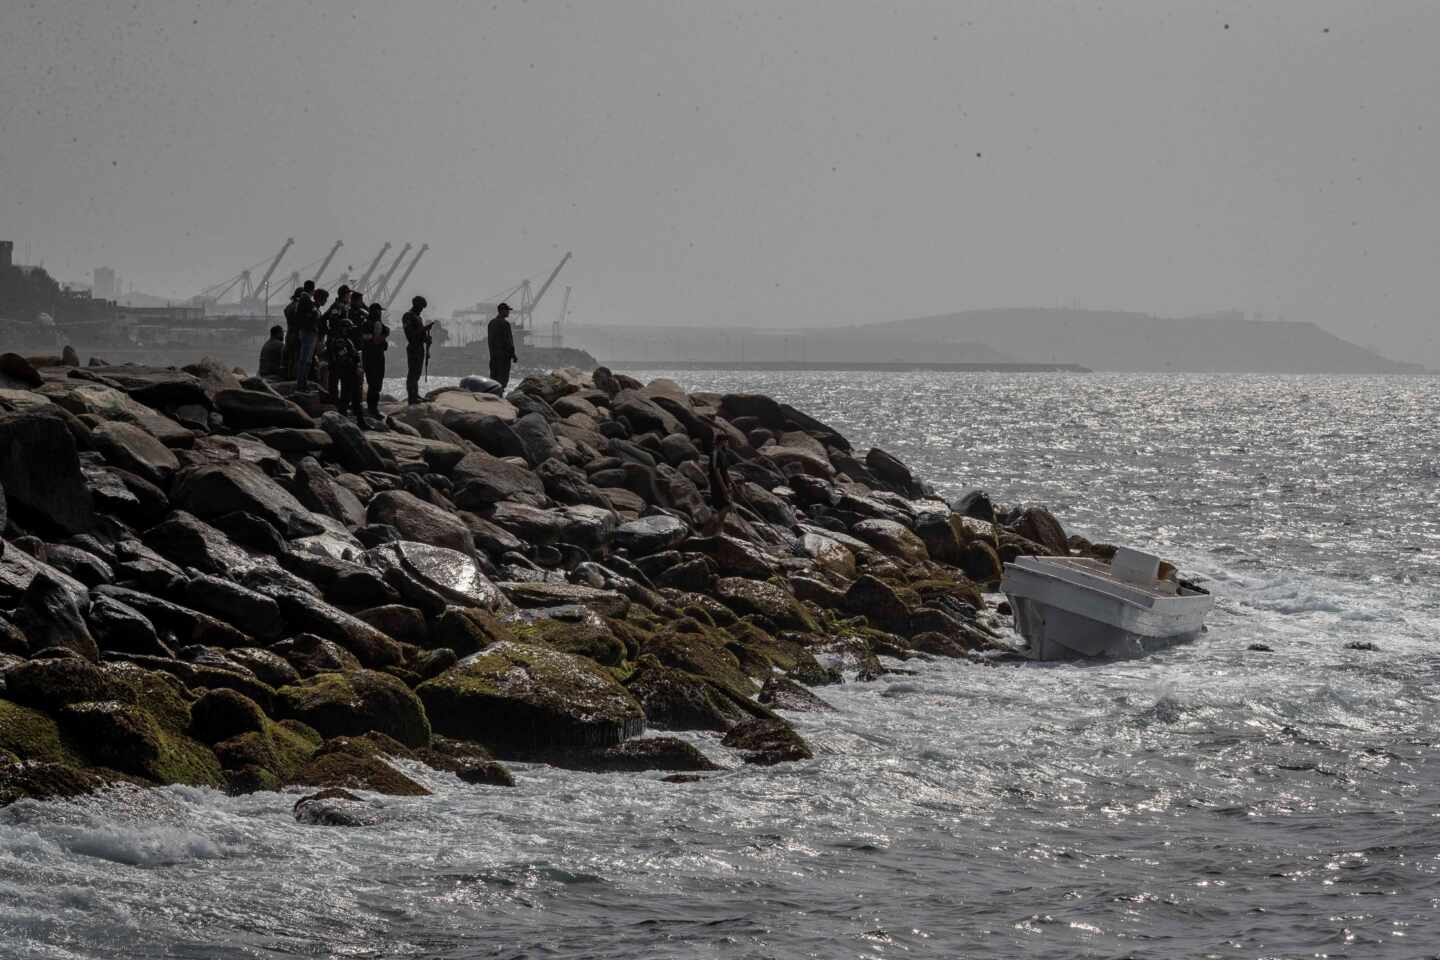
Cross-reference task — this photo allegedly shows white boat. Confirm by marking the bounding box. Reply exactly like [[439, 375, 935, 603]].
[[1000, 547, 1212, 660]]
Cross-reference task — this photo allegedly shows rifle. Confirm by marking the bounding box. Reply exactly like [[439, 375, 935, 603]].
[[423, 320, 435, 384]]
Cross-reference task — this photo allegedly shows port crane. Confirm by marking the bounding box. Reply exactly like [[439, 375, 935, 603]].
[[384, 243, 429, 309], [311, 241, 343, 284], [352, 243, 390, 294], [519, 252, 571, 335], [367, 243, 411, 302], [447, 251, 573, 347], [193, 237, 294, 310], [547, 285, 572, 349]]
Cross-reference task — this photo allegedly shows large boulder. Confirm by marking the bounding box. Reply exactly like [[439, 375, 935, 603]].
[[291, 457, 366, 528], [366, 490, 474, 554], [1016, 507, 1069, 556], [275, 670, 432, 749], [510, 413, 562, 467], [865, 447, 926, 498], [269, 591, 405, 668], [712, 578, 816, 631], [850, 519, 929, 565], [373, 540, 509, 612], [441, 412, 527, 458], [90, 421, 181, 488], [451, 452, 547, 507], [86, 594, 172, 658], [319, 411, 390, 473], [721, 717, 813, 765], [94, 584, 253, 649], [614, 515, 689, 555], [214, 389, 315, 430], [623, 656, 758, 731], [416, 641, 645, 754], [0, 407, 95, 534], [11, 571, 97, 661], [171, 463, 323, 537]]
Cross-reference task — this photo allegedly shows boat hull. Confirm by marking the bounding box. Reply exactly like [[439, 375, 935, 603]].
[[1001, 556, 1212, 661]]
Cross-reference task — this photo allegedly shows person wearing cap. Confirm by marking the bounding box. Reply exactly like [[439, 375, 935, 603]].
[[487, 302, 518, 392], [258, 324, 286, 379], [401, 295, 433, 405]]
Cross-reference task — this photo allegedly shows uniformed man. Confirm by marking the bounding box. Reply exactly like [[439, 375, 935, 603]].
[[487, 302, 518, 392]]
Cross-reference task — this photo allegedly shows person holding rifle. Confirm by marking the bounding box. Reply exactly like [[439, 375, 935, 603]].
[[363, 302, 389, 419]]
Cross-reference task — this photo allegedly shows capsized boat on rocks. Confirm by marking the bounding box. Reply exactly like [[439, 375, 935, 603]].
[[1001, 546, 1213, 660]]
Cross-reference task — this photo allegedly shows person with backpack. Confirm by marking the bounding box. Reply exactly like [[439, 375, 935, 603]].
[[362, 301, 389, 418], [401, 295, 433, 405], [326, 305, 367, 424]]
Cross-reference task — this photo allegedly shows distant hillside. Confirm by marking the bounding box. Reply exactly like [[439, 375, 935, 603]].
[[862, 308, 1426, 373], [578, 323, 1017, 366]]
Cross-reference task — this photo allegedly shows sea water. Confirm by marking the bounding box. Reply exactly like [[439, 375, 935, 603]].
[[3, 372, 1438, 959]]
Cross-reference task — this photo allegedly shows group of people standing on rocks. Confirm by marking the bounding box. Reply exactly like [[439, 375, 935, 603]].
[[258, 283, 522, 422]]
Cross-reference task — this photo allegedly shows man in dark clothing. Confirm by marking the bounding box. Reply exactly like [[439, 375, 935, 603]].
[[362, 302, 389, 418], [705, 430, 734, 535], [401, 295, 433, 405], [327, 309, 367, 424], [487, 302, 518, 392], [294, 289, 328, 391], [322, 285, 351, 397], [282, 287, 304, 378], [258, 325, 286, 379]]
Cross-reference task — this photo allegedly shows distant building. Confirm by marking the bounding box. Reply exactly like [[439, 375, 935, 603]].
[[93, 266, 119, 301]]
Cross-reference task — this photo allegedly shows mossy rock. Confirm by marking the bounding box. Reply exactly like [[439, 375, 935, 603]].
[[57, 700, 224, 787], [189, 689, 269, 745], [712, 577, 818, 632], [224, 765, 282, 796], [623, 655, 767, 732], [721, 717, 813, 766], [416, 641, 645, 756], [286, 748, 431, 797], [0, 698, 87, 766], [213, 719, 322, 782], [0, 759, 117, 807], [639, 623, 758, 697], [275, 670, 432, 749], [2, 659, 194, 732], [431, 606, 515, 656], [512, 617, 627, 667], [724, 621, 828, 680]]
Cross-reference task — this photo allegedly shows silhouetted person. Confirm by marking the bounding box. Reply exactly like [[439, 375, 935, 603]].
[[323, 285, 351, 397], [282, 287, 304, 377], [258, 325, 285, 379], [363, 302, 389, 417], [327, 307, 367, 424], [295, 289, 328, 391], [706, 430, 734, 534], [402, 295, 433, 404], [487, 302, 518, 392]]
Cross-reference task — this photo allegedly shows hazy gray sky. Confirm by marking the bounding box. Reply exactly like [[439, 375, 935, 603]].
[[3, 1, 1437, 363]]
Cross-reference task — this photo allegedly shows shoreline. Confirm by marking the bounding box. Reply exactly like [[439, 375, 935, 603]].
[[0, 348, 1099, 813], [600, 360, 1091, 373]]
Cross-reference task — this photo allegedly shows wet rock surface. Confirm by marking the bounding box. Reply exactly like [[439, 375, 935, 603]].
[[0, 358, 1085, 807]]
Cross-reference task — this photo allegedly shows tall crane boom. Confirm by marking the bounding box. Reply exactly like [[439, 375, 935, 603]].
[[311, 241, 343, 284], [370, 242, 411, 300], [251, 238, 294, 299], [386, 243, 429, 309], [353, 242, 390, 293], [530, 252, 571, 315]]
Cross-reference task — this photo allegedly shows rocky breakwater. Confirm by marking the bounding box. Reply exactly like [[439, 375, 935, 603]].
[[0, 350, 1085, 812]]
